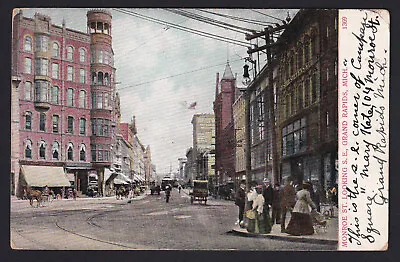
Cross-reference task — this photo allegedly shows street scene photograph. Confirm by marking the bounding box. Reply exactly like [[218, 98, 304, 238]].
[[10, 8, 339, 251]]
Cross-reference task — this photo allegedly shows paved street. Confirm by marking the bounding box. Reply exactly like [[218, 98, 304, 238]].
[[10, 188, 336, 250]]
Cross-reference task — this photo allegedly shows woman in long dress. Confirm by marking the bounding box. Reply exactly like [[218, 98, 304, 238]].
[[285, 182, 316, 236], [247, 185, 272, 234]]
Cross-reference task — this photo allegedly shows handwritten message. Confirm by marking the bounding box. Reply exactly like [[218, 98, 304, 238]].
[[338, 10, 389, 251]]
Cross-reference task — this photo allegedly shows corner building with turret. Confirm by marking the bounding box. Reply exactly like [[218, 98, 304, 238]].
[[11, 9, 119, 197]]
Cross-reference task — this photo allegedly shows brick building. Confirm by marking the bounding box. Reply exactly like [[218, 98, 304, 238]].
[[11, 9, 119, 197], [213, 63, 237, 185], [276, 9, 338, 191]]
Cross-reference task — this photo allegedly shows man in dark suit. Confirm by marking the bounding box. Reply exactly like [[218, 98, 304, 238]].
[[280, 178, 296, 233], [235, 181, 246, 227], [262, 178, 273, 217]]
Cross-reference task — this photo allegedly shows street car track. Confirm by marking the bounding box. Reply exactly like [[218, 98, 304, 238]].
[[54, 209, 139, 249]]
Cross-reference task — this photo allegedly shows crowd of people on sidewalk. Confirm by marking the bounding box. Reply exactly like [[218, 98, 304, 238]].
[[235, 177, 338, 236]]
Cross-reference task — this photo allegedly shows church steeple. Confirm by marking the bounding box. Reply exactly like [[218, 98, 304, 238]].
[[221, 62, 235, 80]]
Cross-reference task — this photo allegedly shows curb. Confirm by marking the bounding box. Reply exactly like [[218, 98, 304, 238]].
[[230, 228, 338, 246]]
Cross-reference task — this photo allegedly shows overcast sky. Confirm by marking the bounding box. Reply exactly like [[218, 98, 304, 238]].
[[20, 8, 298, 174]]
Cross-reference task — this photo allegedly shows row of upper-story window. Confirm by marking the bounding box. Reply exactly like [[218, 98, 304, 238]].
[[23, 81, 115, 112], [91, 144, 111, 162], [23, 81, 88, 107], [24, 139, 88, 162], [23, 35, 88, 63], [24, 111, 87, 136], [23, 57, 113, 86], [23, 35, 114, 68]]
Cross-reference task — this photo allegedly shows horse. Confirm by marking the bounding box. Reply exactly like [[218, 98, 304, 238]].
[[24, 187, 42, 207], [116, 187, 128, 200]]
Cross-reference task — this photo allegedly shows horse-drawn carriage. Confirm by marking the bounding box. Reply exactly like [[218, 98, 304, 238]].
[[189, 180, 208, 205]]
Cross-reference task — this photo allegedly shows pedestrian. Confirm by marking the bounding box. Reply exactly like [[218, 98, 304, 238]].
[[271, 183, 281, 225], [285, 182, 317, 236], [165, 184, 172, 203], [61, 187, 65, 199], [246, 185, 272, 234], [309, 182, 321, 212], [280, 178, 296, 233], [234, 181, 246, 227], [73, 188, 77, 200], [178, 184, 182, 194], [262, 178, 273, 217]]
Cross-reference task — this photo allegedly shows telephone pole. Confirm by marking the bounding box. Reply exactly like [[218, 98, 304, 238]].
[[244, 24, 287, 185]]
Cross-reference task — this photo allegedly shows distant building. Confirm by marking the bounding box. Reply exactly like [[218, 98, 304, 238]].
[[191, 114, 215, 185], [184, 147, 195, 184], [232, 92, 246, 185], [213, 63, 237, 185]]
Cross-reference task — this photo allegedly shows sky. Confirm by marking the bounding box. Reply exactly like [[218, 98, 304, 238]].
[[20, 8, 298, 175]]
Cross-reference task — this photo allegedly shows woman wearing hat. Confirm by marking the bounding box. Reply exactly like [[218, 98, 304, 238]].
[[246, 184, 272, 234], [285, 181, 317, 236]]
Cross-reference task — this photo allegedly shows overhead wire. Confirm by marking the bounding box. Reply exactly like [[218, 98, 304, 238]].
[[196, 9, 276, 26], [117, 58, 244, 91], [113, 8, 250, 48], [165, 8, 256, 33], [251, 9, 283, 22]]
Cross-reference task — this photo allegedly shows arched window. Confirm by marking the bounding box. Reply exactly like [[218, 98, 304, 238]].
[[96, 22, 103, 33], [39, 140, 46, 159], [297, 46, 303, 69], [25, 140, 32, 159], [79, 144, 86, 161], [25, 112, 32, 130], [79, 48, 86, 63], [304, 39, 310, 63], [67, 46, 74, 60], [67, 143, 73, 161], [24, 81, 32, 100], [52, 141, 59, 160], [98, 72, 104, 85], [79, 90, 86, 108], [104, 73, 109, 86], [53, 42, 59, 58], [24, 36, 32, 52], [80, 69, 86, 83], [91, 72, 97, 85], [67, 88, 74, 106]]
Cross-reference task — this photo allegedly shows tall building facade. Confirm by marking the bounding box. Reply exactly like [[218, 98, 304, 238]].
[[191, 114, 215, 184], [213, 63, 237, 185], [276, 9, 338, 191], [11, 9, 119, 197], [232, 92, 246, 185]]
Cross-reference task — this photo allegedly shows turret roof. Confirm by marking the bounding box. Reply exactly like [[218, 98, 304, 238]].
[[222, 62, 235, 80]]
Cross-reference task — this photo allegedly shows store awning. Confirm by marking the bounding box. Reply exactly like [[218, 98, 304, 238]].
[[21, 165, 71, 187], [133, 174, 145, 182], [66, 173, 75, 182], [113, 178, 128, 185], [105, 168, 118, 184]]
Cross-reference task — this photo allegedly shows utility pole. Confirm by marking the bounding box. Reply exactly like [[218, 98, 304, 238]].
[[245, 24, 287, 185]]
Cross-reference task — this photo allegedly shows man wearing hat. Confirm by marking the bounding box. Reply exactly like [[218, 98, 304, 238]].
[[262, 178, 273, 217], [280, 177, 296, 233], [235, 180, 246, 227]]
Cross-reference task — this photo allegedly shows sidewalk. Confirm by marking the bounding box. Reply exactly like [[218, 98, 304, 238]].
[[231, 211, 338, 246]]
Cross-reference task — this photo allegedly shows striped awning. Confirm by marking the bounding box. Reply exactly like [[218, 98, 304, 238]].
[[21, 165, 71, 187]]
